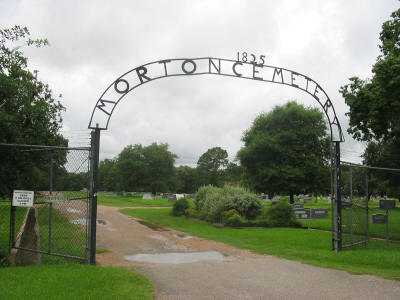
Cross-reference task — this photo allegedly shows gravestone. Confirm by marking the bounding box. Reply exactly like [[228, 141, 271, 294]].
[[310, 208, 328, 218], [292, 203, 304, 210], [142, 193, 153, 200], [379, 200, 396, 210], [372, 214, 387, 224], [293, 208, 310, 219]]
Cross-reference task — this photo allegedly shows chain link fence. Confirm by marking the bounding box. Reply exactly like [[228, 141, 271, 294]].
[[341, 163, 369, 248], [0, 144, 92, 264], [341, 162, 400, 247]]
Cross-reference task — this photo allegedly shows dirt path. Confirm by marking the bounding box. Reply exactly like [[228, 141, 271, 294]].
[[96, 206, 400, 299]]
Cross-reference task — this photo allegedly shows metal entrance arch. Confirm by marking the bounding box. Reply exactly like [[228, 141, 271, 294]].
[[88, 57, 345, 252]]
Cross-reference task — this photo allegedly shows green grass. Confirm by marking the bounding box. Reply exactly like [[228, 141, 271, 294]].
[[98, 193, 173, 207], [300, 199, 400, 241], [121, 207, 400, 280], [0, 264, 153, 299], [36, 203, 88, 264]]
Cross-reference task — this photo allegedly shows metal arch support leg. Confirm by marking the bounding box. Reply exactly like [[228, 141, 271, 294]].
[[333, 141, 342, 252], [89, 127, 100, 264]]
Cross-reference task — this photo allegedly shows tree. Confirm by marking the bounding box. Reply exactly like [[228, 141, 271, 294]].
[[99, 159, 117, 191], [340, 9, 400, 198], [238, 102, 330, 202], [0, 26, 66, 196], [224, 162, 243, 186], [197, 147, 228, 187], [340, 9, 400, 143], [362, 140, 400, 197], [175, 165, 198, 193], [115, 143, 177, 194]]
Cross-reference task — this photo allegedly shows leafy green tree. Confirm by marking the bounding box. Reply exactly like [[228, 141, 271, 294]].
[[99, 159, 117, 191], [0, 26, 66, 196], [362, 140, 400, 197], [224, 162, 243, 185], [340, 9, 400, 143], [340, 9, 400, 198], [238, 102, 330, 202], [175, 165, 198, 193], [115, 143, 176, 194], [197, 147, 228, 187]]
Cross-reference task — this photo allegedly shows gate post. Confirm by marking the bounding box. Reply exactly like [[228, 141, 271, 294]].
[[89, 126, 101, 264], [332, 141, 342, 252]]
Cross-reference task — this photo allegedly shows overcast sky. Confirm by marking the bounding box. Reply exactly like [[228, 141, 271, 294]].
[[1, 0, 398, 165]]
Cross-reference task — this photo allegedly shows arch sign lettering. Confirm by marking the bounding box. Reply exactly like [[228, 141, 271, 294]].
[[89, 57, 343, 142], [88, 56, 344, 253]]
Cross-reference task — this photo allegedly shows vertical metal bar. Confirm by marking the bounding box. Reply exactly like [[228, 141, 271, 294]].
[[49, 153, 53, 253], [89, 126, 100, 265], [349, 165, 353, 244], [365, 171, 369, 245], [330, 143, 335, 250], [9, 204, 16, 251], [385, 209, 389, 243], [333, 141, 342, 252]]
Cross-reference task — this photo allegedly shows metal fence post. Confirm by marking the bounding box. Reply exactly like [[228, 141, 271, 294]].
[[49, 153, 53, 254], [333, 141, 342, 252], [89, 126, 100, 264], [9, 204, 16, 252], [365, 171, 369, 244], [349, 165, 353, 244]]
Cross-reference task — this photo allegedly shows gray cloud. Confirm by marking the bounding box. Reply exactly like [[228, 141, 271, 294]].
[[1, 0, 398, 164]]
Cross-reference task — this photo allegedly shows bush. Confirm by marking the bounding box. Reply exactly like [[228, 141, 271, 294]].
[[194, 185, 262, 222], [172, 198, 189, 216], [263, 199, 300, 227], [222, 209, 245, 227]]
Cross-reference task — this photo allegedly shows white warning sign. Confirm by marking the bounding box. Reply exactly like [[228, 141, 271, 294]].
[[12, 190, 34, 207]]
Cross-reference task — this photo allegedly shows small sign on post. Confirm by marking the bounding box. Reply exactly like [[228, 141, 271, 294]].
[[12, 190, 34, 207]]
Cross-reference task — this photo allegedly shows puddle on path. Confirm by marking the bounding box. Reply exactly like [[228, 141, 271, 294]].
[[124, 251, 225, 264]]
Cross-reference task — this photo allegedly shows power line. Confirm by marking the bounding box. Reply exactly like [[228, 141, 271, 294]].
[[341, 161, 400, 172]]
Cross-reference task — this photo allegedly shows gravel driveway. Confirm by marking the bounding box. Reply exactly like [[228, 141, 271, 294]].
[[96, 206, 400, 300]]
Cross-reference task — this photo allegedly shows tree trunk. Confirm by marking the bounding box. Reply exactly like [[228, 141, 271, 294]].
[[289, 193, 294, 204]]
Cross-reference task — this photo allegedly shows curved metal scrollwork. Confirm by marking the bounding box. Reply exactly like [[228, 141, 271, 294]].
[[89, 57, 344, 142]]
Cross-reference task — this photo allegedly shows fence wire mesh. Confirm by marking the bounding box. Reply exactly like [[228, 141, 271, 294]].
[[0, 144, 91, 264], [341, 162, 400, 247], [341, 163, 368, 248]]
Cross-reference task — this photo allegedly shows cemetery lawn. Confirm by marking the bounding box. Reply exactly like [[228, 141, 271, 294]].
[[0, 264, 153, 299], [121, 208, 400, 280], [98, 193, 173, 207]]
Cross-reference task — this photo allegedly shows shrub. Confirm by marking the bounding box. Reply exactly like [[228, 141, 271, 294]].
[[194, 185, 220, 212], [263, 199, 300, 227], [194, 185, 262, 222], [172, 198, 189, 216], [222, 209, 245, 227], [185, 207, 200, 218]]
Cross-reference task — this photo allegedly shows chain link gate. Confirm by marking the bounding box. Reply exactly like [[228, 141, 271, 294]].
[[340, 162, 369, 248], [0, 143, 97, 264]]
